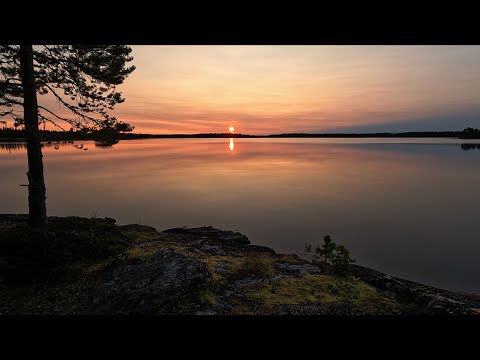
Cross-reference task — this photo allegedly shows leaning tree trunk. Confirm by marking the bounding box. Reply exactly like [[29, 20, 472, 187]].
[[19, 45, 47, 228]]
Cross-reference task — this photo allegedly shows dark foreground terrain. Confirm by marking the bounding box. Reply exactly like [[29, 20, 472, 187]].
[[1, 215, 479, 315]]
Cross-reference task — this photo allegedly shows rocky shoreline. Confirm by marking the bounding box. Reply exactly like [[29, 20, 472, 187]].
[[1, 215, 479, 315]]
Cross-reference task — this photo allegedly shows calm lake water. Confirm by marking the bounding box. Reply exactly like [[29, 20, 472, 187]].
[[2, 138, 480, 293]]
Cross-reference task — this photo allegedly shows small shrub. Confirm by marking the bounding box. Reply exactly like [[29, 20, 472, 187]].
[[304, 235, 355, 276], [331, 245, 355, 275]]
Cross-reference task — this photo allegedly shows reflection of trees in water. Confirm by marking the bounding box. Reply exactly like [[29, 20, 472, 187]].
[[1, 139, 120, 153], [460, 143, 480, 151], [0, 143, 27, 152], [3, 141, 480, 153], [0, 141, 73, 153]]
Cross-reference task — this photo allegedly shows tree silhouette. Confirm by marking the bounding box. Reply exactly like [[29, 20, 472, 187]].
[[317, 235, 337, 264], [331, 244, 355, 275], [304, 235, 355, 275], [0, 45, 135, 227], [462, 127, 480, 139]]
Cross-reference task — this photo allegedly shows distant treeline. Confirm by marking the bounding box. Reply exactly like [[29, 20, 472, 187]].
[[460, 127, 480, 139], [0, 128, 475, 140], [0, 129, 255, 141], [265, 131, 463, 138], [122, 133, 255, 138]]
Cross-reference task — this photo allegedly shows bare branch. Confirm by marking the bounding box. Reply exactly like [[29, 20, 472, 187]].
[[38, 105, 76, 125], [43, 83, 105, 128], [38, 113, 67, 131]]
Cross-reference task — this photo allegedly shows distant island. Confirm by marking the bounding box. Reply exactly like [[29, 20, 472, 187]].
[[1, 128, 480, 142]]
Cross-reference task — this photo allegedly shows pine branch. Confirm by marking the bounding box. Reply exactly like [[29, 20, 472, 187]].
[[2, 45, 135, 133], [43, 83, 106, 128], [38, 113, 67, 131], [37, 105, 77, 126]]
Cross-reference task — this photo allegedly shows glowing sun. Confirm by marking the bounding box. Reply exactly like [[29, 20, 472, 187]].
[[229, 126, 234, 133]]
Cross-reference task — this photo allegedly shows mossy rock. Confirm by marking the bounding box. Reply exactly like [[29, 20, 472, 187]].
[[239, 274, 406, 315]]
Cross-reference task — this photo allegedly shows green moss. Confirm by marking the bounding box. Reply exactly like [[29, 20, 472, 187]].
[[127, 244, 164, 262], [227, 255, 276, 280], [196, 255, 238, 282], [196, 288, 217, 307], [242, 274, 405, 314], [119, 224, 169, 245], [170, 254, 278, 314], [275, 254, 305, 265], [165, 286, 219, 315]]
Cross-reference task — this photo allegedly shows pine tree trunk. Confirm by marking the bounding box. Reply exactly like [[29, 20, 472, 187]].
[[19, 45, 47, 228]]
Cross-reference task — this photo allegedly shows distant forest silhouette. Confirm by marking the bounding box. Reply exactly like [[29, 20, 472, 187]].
[[2, 127, 480, 140]]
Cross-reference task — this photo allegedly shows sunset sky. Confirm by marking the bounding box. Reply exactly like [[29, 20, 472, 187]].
[[46, 46, 480, 134]]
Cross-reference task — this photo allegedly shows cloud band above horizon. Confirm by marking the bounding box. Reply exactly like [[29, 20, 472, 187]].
[[23, 45, 480, 134]]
